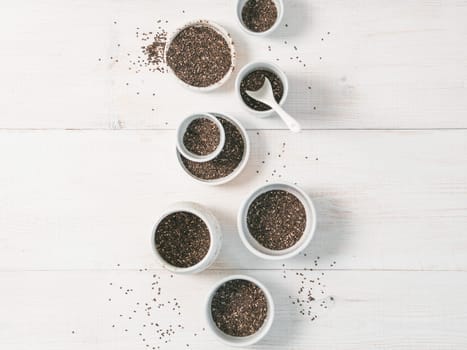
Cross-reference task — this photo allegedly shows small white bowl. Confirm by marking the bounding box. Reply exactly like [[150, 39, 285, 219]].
[[176, 113, 226, 163], [176, 113, 250, 186], [164, 20, 236, 92], [205, 274, 275, 347], [151, 202, 222, 274], [235, 60, 289, 118], [236, 0, 284, 36], [237, 182, 317, 260]]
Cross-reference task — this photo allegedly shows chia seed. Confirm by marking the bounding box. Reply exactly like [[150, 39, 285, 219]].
[[241, 0, 278, 33], [247, 190, 306, 250], [240, 69, 284, 111], [211, 279, 268, 337], [166, 24, 232, 87], [180, 117, 245, 180], [183, 118, 220, 156], [155, 212, 210, 268]]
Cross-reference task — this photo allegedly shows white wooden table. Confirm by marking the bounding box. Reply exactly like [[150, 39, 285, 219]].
[[1, 0, 467, 349]]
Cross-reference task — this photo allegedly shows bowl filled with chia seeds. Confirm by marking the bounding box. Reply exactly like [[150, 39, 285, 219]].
[[237, 182, 317, 260], [176, 113, 250, 185], [176, 113, 226, 162], [206, 275, 274, 346], [151, 202, 222, 274], [165, 20, 236, 91], [235, 60, 289, 117], [236, 0, 284, 36]]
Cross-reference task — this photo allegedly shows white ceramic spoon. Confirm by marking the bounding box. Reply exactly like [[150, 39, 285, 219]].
[[246, 78, 302, 133]]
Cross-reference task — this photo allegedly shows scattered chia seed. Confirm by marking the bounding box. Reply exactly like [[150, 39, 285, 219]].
[[247, 190, 306, 250], [183, 118, 220, 156], [240, 69, 284, 111], [241, 0, 278, 33], [211, 279, 267, 337], [166, 24, 232, 87], [180, 117, 244, 180], [142, 30, 168, 73], [155, 212, 210, 268]]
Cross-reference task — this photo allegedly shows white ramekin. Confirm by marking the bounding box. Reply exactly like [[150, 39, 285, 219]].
[[151, 202, 222, 274], [205, 274, 275, 347], [236, 0, 284, 36], [237, 182, 317, 260], [176, 113, 250, 186], [164, 20, 236, 92], [235, 60, 289, 118], [176, 113, 226, 162]]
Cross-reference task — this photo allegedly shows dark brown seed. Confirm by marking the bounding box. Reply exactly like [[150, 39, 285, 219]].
[[241, 0, 278, 33], [183, 118, 220, 156], [247, 190, 306, 250], [142, 30, 168, 71], [155, 212, 210, 268], [240, 69, 284, 111], [211, 279, 267, 337], [181, 117, 244, 180], [166, 24, 232, 87]]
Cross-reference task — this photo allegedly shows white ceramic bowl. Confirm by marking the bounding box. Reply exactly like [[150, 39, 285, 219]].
[[205, 274, 275, 347], [151, 202, 222, 274], [176, 113, 226, 162], [237, 182, 317, 260], [236, 0, 284, 36], [235, 60, 289, 118], [176, 113, 250, 186], [164, 20, 236, 92]]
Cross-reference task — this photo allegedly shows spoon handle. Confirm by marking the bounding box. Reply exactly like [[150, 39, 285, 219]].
[[272, 103, 302, 133]]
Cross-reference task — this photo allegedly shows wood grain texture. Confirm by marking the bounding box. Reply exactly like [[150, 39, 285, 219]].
[[1, 129, 466, 271], [1, 0, 467, 348], [0, 0, 466, 130], [1, 269, 466, 349]]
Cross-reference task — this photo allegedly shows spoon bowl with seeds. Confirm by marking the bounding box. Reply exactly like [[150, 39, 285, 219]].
[[236, 60, 289, 118]]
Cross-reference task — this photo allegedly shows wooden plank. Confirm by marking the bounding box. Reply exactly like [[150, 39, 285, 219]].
[[0, 269, 466, 349], [0, 129, 466, 271], [1, 0, 467, 130]]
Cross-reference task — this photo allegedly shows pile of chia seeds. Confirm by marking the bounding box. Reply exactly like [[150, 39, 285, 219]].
[[180, 117, 245, 180], [241, 0, 278, 33], [183, 118, 220, 156], [247, 190, 306, 250], [211, 279, 268, 337], [166, 24, 232, 87], [155, 212, 210, 268], [240, 69, 284, 111]]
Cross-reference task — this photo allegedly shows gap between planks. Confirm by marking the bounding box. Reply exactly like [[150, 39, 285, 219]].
[[1, 127, 467, 132], [1, 268, 467, 272]]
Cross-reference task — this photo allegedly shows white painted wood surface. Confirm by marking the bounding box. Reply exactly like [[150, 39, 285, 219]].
[[2, 270, 467, 349], [1, 130, 466, 271], [1, 0, 467, 349], [1, 0, 467, 130]]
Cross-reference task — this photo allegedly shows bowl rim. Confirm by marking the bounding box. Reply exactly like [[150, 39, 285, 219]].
[[237, 182, 317, 260], [205, 274, 275, 346], [176, 113, 251, 186], [151, 201, 220, 273], [176, 112, 226, 162], [236, 0, 284, 36], [235, 60, 289, 117], [164, 19, 236, 92]]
